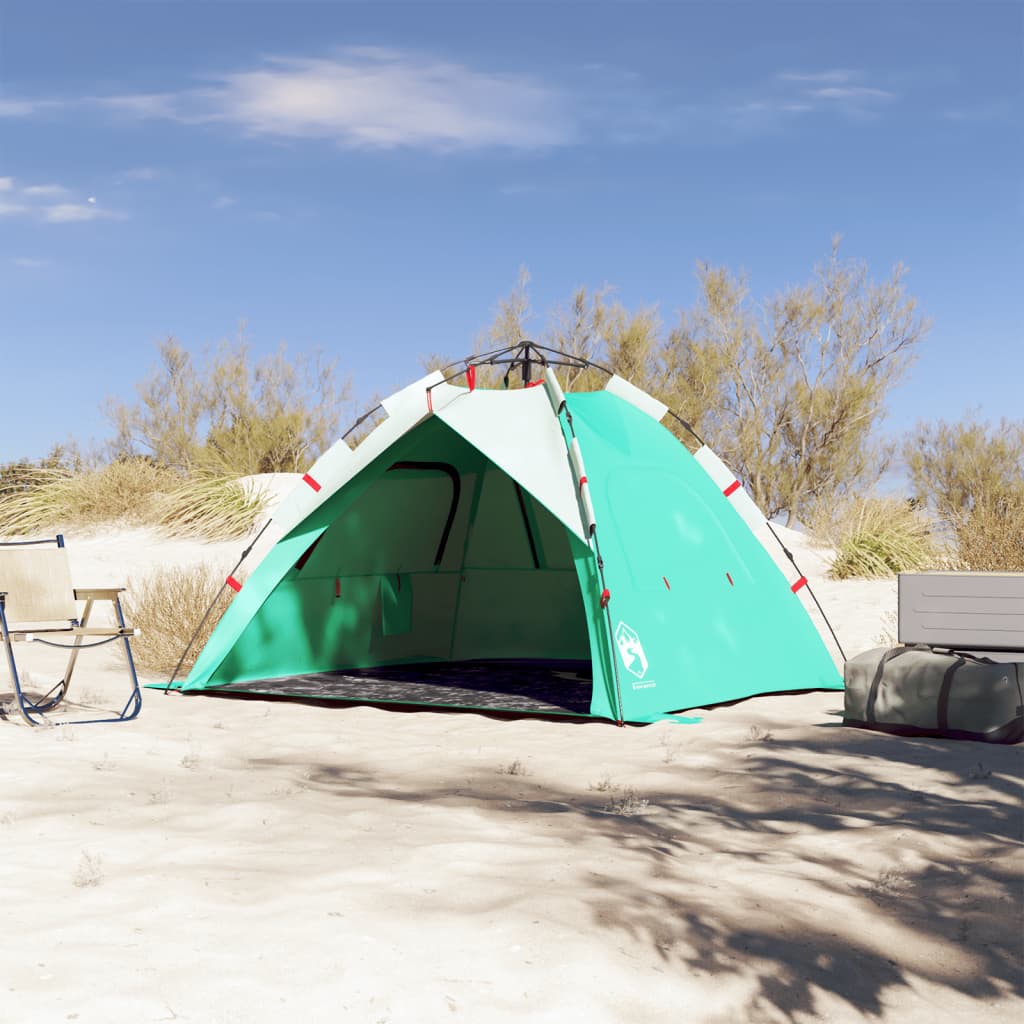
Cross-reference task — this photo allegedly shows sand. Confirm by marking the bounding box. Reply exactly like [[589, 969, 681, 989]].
[[1, 494, 1021, 1023]]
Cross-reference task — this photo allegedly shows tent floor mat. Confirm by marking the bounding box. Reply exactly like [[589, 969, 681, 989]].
[[209, 659, 594, 716]]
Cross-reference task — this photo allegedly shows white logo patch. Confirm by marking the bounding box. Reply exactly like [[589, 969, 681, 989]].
[[615, 621, 649, 680]]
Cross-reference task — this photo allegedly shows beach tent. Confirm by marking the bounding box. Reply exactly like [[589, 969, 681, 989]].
[[158, 346, 842, 723]]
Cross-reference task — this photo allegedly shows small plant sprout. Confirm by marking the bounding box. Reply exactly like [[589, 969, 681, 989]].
[[72, 851, 104, 889], [605, 787, 650, 817], [499, 759, 529, 776]]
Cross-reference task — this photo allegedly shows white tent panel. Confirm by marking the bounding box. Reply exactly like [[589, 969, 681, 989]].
[[604, 375, 668, 422], [436, 386, 586, 539], [693, 445, 767, 534]]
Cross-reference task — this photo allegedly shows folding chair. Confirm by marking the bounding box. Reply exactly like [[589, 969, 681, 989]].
[[0, 535, 142, 726]]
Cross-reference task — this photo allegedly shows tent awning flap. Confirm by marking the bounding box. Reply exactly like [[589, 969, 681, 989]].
[[381, 370, 444, 418], [436, 387, 587, 539]]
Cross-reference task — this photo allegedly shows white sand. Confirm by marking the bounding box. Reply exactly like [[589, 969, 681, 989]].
[[1, 491, 1020, 1023]]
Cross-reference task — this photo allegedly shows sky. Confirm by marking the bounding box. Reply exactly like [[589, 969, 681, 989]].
[[1, 0, 1021, 469]]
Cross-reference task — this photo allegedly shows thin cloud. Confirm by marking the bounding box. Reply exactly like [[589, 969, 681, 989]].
[[13, 257, 49, 269], [812, 86, 894, 102], [942, 100, 1013, 123], [3, 54, 903, 154], [22, 183, 69, 198], [0, 97, 40, 117], [97, 50, 576, 150], [0, 178, 124, 223], [738, 70, 897, 122], [777, 70, 856, 84], [100, 93, 179, 118], [42, 202, 121, 223], [116, 166, 161, 182], [212, 195, 237, 209]]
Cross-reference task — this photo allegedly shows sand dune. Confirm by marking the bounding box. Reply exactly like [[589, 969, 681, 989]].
[[1, 488, 1020, 1023]]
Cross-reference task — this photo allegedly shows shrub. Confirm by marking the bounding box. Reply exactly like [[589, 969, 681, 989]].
[[953, 492, 1024, 572], [822, 497, 943, 579], [157, 475, 267, 541], [125, 563, 239, 677], [904, 416, 1024, 519], [107, 335, 350, 475]]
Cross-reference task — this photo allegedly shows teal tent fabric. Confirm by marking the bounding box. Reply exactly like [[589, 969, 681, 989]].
[[563, 393, 841, 721]]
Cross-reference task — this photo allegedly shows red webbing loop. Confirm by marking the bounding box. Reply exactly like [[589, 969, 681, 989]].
[[302, 473, 322, 492], [723, 479, 741, 497], [791, 575, 808, 593], [599, 588, 611, 609], [335, 577, 341, 599], [426, 389, 434, 413], [226, 576, 242, 593], [466, 365, 476, 391], [525, 378, 544, 388]]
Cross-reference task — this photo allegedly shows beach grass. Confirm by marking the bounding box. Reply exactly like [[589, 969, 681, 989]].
[[157, 475, 267, 541], [822, 497, 943, 579]]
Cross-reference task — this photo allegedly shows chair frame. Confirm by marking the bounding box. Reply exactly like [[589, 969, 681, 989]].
[[0, 535, 142, 726]]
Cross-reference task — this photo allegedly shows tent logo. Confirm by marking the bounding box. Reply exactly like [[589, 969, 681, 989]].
[[615, 621, 649, 680]]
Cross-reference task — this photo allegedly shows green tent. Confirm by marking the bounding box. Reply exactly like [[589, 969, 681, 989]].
[[157, 352, 842, 723]]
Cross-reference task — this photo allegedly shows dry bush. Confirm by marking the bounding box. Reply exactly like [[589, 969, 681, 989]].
[[903, 415, 1023, 571], [158, 475, 267, 540], [820, 496, 944, 579], [953, 492, 1024, 572], [904, 416, 1024, 519], [0, 460, 175, 537], [107, 334, 350, 475], [125, 564, 239, 677]]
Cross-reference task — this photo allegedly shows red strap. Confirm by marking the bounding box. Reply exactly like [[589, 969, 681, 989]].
[[663, 576, 671, 590], [426, 389, 434, 413], [302, 473, 322, 492], [466, 365, 476, 391], [335, 577, 341, 599], [791, 575, 808, 593], [578, 475, 588, 491], [599, 588, 611, 608], [726, 572, 734, 587], [226, 576, 242, 593], [723, 479, 741, 498], [525, 378, 544, 388]]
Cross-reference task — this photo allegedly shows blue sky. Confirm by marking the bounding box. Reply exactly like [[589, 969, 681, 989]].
[[1, 1, 1020, 469]]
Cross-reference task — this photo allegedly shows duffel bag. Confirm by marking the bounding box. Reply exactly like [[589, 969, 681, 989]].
[[844, 646, 1024, 743]]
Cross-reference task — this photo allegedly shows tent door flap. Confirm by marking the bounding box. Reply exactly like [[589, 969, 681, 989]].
[[381, 573, 413, 636]]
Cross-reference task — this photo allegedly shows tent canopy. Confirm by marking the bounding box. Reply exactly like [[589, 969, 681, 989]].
[[159, 355, 842, 723]]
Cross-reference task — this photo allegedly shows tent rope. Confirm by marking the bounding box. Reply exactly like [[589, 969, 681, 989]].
[[764, 522, 847, 662], [164, 518, 273, 692]]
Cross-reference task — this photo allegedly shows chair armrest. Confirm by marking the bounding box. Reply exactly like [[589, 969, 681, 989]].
[[73, 587, 126, 600]]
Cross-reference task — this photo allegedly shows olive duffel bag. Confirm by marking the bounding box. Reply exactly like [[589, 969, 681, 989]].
[[844, 646, 1024, 744]]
